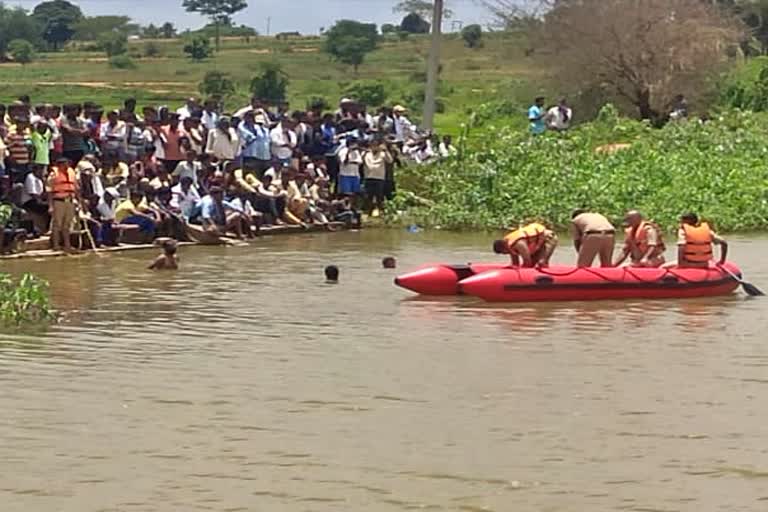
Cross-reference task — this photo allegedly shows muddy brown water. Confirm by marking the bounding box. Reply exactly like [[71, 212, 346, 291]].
[[1, 230, 767, 511]]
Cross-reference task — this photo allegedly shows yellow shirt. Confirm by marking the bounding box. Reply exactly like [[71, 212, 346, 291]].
[[115, 198, 147, 223]]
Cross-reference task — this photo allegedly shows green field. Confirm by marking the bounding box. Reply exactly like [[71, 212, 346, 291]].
[[0, 33, 541, 135]]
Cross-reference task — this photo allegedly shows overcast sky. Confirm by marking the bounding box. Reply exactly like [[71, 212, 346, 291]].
[[7, 0, 493, 34]]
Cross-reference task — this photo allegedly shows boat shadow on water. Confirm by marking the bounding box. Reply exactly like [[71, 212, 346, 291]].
[[400, 294, 748, 337]]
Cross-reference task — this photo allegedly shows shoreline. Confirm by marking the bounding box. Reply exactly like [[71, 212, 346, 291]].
[[1, 222, 354, 261]]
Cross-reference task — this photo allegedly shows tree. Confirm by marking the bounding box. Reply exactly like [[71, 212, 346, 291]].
[[199, 70, 236, 98], [461, 24, 483, 48], [529, 0, 743, 123], [161, 22, 177, 39], [343, 80, 388, 107], [98, 31, 128, 57], [381, 23, 398, 34], [250, 61, 289, 103], [8, 39, 36, 64], [393, 1, 453, 21], [400, 12, 430, 34], [183, 36, 212, 60], [0, 5, 43, 59], [31, 0, 83, 50], [74, 16, 135, 41], [182, 0, 248, 50], [323, 20, 379, 74]]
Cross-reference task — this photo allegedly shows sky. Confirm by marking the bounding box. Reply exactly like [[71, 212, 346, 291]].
[[7, 0, 493, 35]]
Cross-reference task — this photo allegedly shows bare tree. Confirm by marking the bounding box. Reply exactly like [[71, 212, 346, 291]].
[[480, 0, 554, 28], [490, 0, 743, 122]]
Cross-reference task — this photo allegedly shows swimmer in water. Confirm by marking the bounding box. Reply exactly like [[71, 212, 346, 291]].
[[325, 265, 339, 283], [149, 239, 179, 270], [382, 257, 397, 269]]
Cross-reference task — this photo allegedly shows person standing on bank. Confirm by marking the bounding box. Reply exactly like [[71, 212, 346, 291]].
[[528, 96, 547, 135], [571, 209, 616, 267], [48, 156, 80, 253]]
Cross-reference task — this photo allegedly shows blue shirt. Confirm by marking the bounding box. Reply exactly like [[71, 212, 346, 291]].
[[238, 122, 271, 160], [200, 195, 237, 225], [528, 105, 545, 135]]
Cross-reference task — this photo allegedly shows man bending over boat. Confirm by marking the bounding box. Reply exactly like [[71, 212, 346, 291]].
[[493, 222, 558, 267], [613, 210, 666, 268], [674, 213, 728, 268], [571, 209, 616, 267]]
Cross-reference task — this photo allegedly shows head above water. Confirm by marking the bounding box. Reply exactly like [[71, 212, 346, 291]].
[[382, 257, 397, 269], [162, 239, 178, 255], [325, 265, 339, 283]]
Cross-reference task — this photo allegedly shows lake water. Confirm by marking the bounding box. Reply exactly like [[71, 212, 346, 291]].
[[1, 230, 767, 512]]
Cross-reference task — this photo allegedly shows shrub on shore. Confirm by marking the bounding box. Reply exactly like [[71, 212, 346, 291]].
[[394, 106, 768, 232], [0, 273, 54, 328]]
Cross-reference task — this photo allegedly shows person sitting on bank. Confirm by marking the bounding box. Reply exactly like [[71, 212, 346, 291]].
[[115, 189, 158, 243], [48, 156, 79, 253], [493, 221, 558, 268], [613, 210, 666, 268], [571, 209, 616, 267], [675, 213, 728, 268], [148, 239, 179, 270], [200, 186, 244, 239]]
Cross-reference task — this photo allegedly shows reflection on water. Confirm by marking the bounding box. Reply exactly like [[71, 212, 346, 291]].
[[1, 230, 767, 512]]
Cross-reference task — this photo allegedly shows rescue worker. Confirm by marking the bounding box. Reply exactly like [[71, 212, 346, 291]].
[[48, 156, 80, 253], [571, 209, 616, 267], [613, 210, 666, 267], [493, 222, 558, 267], [675, 213, 728, 268]]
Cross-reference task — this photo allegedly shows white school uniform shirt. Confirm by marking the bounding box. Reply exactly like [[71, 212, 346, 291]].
[[201, 110, 219, 131], [205, 128, 240, 161], [270, 124, 297, 160], [21, 172, 45, 204], [170, 183, 202, 218], [96, 197, 117, 221], [394, 115, 414, 142], [338, 146, 363, 177]]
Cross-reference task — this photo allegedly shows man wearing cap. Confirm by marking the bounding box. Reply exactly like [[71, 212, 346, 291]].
[[393, 105, 414, 144], [238, 110, 272, 177], [48, 157, 80, 252]]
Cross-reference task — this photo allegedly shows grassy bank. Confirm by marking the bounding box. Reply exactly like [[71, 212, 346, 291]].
[[393, 105, 768, 233], [0, 32, 539, 136]]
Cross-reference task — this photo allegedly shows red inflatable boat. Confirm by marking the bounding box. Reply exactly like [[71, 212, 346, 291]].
[[394, 263, 507, 295], [459, 263, 742, 302]]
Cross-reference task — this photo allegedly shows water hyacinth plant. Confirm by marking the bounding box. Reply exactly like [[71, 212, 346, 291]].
[[395, 105, 768, 232], [0, 273, 55, 328]]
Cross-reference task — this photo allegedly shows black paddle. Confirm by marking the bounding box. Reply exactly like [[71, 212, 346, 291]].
[[718, 264, 764, 297]]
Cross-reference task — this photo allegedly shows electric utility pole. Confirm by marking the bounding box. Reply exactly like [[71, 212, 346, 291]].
[[423, 0, 443, 131]]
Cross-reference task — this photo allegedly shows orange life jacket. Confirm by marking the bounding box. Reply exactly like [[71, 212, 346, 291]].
[[625, 220, 665, 258], [682, 222, 713, 263], [51, 166, 77, 199], [505, 223, 547, 254]]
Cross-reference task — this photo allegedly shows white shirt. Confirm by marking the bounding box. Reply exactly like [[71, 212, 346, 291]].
[[205, 128, 240, 161], [21, 172, 44, 204], [438, 142, 458, 158], [363, 150, 392, 180], [172, 160, 202, 185], [201, 110, 219, 131], [270, 124, 297, 160], [394, 115, 414, 142], [546, 106, 572, 130], [170, 183, 201, 218], [100, 121, 127, 151], [338, 146, 363, 177], [96, 197, 117, 221], [176, 105, 192, 120]]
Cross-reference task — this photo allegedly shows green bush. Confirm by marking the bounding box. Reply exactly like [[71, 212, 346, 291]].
[[7, 39, 36, 64], [250, 61, 288, 103], [396, 105, 768, 232], [199, 70, 236, 99], [108, 54, 136, 69], [143, 41, 162, 58], [0, 273, 54, 328], [183, 36, 212, 61], [343, 80, 388, 107], [461, 24, 483, 49], [98, 31, 127, 57]]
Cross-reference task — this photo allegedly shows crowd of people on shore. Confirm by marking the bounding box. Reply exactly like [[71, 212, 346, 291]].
[[494, 210, 728, 269], [0, 94, 458, 253]]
